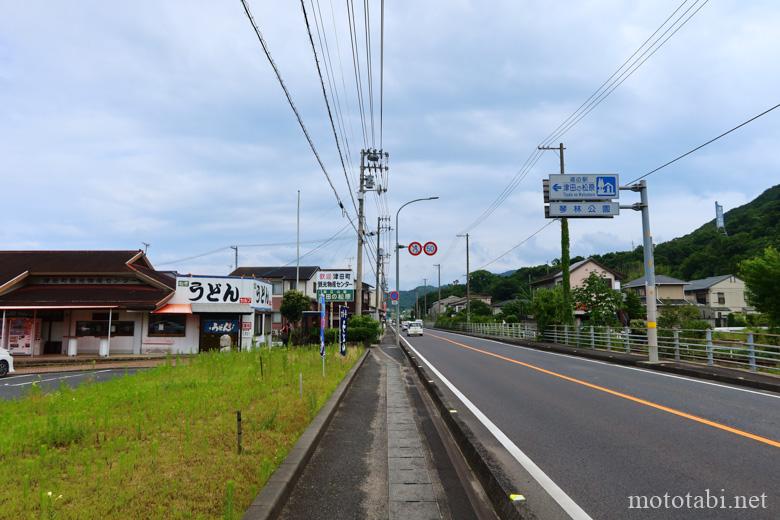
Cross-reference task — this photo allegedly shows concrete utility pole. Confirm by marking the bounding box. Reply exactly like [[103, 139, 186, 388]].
[[355, 151, 366, 314], [142, 242, 150, 255], [539, 142, 572, 324], [296, 189, 300, 290], [423, 278, 428, 319], [433, 264, 441, 318], [456, 233, 471, 323], [375, 216, 382, 321]]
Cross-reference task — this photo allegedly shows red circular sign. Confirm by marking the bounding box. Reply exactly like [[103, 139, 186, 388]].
[[389, 290, 400, 301], [408, 241, 423, 256], [423, 241, 438, 256]]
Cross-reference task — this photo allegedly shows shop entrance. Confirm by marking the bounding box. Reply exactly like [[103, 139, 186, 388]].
[[198, 314, 240, 352]]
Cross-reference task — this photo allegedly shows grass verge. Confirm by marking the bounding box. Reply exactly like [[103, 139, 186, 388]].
[[0, 344, 363, 519]]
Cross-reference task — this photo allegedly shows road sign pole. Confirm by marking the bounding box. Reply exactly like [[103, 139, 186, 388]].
[[638, 180, 659, 362]]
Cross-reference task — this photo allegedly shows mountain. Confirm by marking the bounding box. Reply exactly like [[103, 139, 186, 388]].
[[396, 184, 780, 309]]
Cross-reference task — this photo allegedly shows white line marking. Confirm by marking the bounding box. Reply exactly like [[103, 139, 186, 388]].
[[400, 335, 593, 520], [435, 329, 780, 400], [6, 370, 113, 387]]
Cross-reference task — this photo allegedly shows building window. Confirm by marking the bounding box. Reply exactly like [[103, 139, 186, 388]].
[[272, 281, 283, 295], [272, 312, 282, 324], [148, 314, 187, 337], [696, 292, 707, 305], [75, 321, 135, 337], [717, 292, 725, 305]]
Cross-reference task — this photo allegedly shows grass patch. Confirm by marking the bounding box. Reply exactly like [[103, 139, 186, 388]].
[[0, 344, 363, 519]]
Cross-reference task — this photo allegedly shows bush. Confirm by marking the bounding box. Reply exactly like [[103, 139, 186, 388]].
[[347, 315, 381, 345]]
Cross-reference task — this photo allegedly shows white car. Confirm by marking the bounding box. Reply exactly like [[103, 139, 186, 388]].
[[401, 321, 410, 331], [407, 322, 423, 337], [0, 348, 14, 378]]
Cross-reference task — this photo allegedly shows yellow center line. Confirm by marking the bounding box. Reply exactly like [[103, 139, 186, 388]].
[[427, 332, 780, 449]]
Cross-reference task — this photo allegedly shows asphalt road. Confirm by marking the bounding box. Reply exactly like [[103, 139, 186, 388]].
[[402, 329, 780, 520], [1, 368, 143, 400]]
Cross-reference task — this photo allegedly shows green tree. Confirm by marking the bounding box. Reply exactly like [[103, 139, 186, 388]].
[[280, 290, 311, 329], [740, 246, 780, 325], [469, 270, 496, 294], [657, 305, 701, 329], [499, 300, 527, 321], [469, 300, 493, 317], [531, 286, 567, 332], [572, 272, 622, 326], [622, 290, 644, 321]]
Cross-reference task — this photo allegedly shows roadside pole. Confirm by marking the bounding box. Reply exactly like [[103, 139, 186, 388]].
[[355, 151, 366, 315], [433, 264, 441, 319], [639, 181, 659, 362], [457, 233, 471, 323], [296, 189, 300, 290], [375, 216, 382, 321], [423, 278, 428, 319]]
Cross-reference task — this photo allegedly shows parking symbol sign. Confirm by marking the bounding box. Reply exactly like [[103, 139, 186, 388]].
[[596, 176, 617, 197]]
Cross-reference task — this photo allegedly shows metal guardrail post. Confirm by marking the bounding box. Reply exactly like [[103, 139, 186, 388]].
[[564, 325, 569, 345], [673, 329, 680, 362], [606, 327, 612, 351], [624, 327, 630, 353], [748, 332, 756, 372], [575, 325, 581, 347], [590, 326, 595, 349], [706, 329, 714, 367]]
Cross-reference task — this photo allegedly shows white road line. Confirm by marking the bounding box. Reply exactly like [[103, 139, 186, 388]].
[[436, 329, 780, 400], [5, 369, 113, 387], [400, 335, 593, 520]]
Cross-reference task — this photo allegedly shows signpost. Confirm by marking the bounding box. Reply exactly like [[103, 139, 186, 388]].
[[319, 294, 326, 358], [389, 290, 399, 306], [546, 201, 619, 218], [408, 242, 422, 256], [316, 270, 355, 302]]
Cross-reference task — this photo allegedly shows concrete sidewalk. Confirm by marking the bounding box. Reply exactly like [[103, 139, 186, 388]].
[[276, 338, 487, 519]]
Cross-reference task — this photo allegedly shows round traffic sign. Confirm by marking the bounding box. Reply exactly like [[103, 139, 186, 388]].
[[408, 241, 422, 256], [389, 290, 400, 301], [423, 241, 438, 256]]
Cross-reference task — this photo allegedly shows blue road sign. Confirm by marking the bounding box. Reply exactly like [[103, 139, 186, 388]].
[[548, 174, 619, 201]]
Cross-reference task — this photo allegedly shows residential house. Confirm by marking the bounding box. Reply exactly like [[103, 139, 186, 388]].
[[623, 274, 689, 305], [531, 258, 623, 291], [430, 295, 460, 319], [684, 274, 752, 326], [448, 295, 492, 314]]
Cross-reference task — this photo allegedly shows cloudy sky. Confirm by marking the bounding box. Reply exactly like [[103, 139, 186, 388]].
[[2, 0, 778, 289]]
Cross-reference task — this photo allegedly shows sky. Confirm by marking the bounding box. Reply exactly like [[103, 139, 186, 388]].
[[1, 0, 779, 290]]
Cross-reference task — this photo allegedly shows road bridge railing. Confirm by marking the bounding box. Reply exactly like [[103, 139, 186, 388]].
[[438, 322, 780, 376]]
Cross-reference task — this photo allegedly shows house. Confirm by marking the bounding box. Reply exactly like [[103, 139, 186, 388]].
[[623, 274, 689, 305], [531, 258, 623, 291], [0, 251, 272, 356], [448, 295, 492, 314], [430, 295, 460, 318], [684, 274, 752, 326]]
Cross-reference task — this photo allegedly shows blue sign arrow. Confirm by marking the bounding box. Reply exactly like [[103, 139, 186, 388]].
[[552, 183, 562, 192]]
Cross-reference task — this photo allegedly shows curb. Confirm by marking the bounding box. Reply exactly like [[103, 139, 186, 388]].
[[395, 334, 528, 520], [242, 348, 370, 520], [438, 329, 780, 393]]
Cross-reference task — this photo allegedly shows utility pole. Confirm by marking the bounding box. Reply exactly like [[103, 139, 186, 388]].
[[142, 242, 150, 255], [375, 216, 382, 321], [539, 142, 572, 324], [355, 150, 366, 315], [296, 190, 300, 290], [230, 246, 238, 271], [433, 264, 441, 318], [423, 278, 428, 319], [457, 233, 471, 323]]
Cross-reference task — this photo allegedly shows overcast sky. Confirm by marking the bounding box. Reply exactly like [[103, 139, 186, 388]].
[[2, 0, 778, 289]]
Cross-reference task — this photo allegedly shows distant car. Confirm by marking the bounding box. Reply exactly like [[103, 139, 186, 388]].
[[401, 321, 410, 331], [407, 322, 423, 337], [0, 348, 14, 378]]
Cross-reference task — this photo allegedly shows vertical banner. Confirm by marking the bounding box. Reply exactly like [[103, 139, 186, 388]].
[[339, 306, 348, 356], [319, 294, 326, 357]]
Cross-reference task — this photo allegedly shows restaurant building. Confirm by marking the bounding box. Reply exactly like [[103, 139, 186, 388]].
[[0, 251, 271, 356]]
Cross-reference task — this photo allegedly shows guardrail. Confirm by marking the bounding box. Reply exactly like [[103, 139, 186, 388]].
[[438, 322, 780, 375]]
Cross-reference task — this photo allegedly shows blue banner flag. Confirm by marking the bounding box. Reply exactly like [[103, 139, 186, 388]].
[[319, 294, 326, 357], [339, 306, 348, 356]]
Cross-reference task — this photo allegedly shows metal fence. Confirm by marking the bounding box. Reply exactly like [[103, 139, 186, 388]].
[[439, 322, 780, 375]]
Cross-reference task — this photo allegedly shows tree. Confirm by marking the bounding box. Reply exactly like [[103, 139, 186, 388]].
[[740, 246, 780, 325], [657, 304, 701, 329], [622, 290, 644, 321], [280, 291, 311, 329], [531, 286, 567, 332], [469, 270, 496, 294], [499, 300, 527, 322], [469, 300, 493, 317], [572, 272, 622, 326]]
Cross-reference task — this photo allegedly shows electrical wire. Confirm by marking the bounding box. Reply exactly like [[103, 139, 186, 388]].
[[475, 220, 559, 271]]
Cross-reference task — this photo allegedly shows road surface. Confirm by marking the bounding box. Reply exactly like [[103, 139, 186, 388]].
[[402, 328, 779, 519], [1, 368, 143, 400]]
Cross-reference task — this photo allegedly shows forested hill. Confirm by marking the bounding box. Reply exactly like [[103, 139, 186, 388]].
[[592, 183, 780, 280], [398, 184, 779, 310]]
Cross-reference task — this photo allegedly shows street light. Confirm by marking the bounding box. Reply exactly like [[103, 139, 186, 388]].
[[396, 196, 439, 348]]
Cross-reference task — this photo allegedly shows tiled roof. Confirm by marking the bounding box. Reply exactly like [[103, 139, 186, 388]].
[[0, 250, 147, 287], [532, 257, 623, 285], [624, 274, 689, 288], [230, 266, 321, 280], [684, 275, 733, 292], [0, 284, 170, 310]]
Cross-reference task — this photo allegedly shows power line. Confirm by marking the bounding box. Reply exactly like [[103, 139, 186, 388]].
[[239, 0, 351, 219], [459, 0, 709, 234], [363, 0, 376, 146], [300, 0, 359, 216], [475, 220, 559, 271], [346, 0, 370, 148], [379, 0, 385, 149], [628, 102, 780, 184]]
